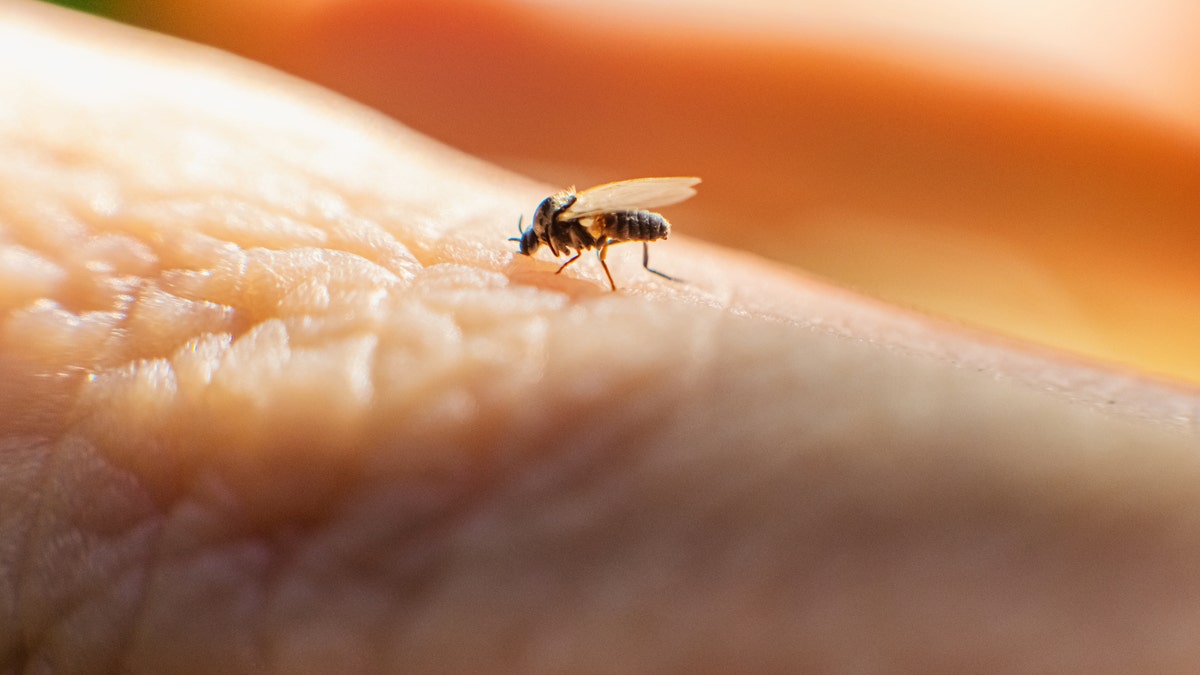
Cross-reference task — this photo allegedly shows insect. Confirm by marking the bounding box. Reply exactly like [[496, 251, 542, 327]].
[[510, 177, 700, 290]]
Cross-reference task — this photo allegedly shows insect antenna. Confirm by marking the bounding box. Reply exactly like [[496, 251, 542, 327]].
[[508, 214, 523, 242]]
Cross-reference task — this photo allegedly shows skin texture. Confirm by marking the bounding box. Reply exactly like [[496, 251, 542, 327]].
[[3, 1, 1200, 673], [106, 0, 1200, 382]]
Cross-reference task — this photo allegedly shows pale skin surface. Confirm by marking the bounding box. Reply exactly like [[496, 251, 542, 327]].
[[114, 0, 1200, 381], [4, 3, 1200, 673]]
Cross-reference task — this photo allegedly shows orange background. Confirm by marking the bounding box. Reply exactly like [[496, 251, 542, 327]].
[[102, 0, 1200, 384]]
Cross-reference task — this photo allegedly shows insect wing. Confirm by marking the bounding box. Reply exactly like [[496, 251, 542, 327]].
[[559, 177, 700, 219]]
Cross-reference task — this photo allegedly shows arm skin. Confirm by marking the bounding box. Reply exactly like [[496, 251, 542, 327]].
[[3, 2, 1200, 673]]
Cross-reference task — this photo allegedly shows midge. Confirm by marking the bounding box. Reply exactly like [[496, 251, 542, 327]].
[[510, 177, 700, 291]]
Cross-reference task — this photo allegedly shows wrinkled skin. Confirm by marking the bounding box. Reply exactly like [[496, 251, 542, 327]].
[[3, 3, 1200, 673]]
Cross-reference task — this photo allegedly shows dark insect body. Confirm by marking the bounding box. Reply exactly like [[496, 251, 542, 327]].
[[511, 177, 700, 291]]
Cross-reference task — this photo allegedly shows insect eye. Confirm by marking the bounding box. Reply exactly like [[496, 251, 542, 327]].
[[520, 229, 539, 254]]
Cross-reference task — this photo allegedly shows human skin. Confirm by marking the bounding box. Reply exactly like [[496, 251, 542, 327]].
[[108, 0, 1200, 381], [3, 1, 1200, 673]]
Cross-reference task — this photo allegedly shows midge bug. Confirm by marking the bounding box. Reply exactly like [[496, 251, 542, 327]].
[[510, 177, 700, 291]]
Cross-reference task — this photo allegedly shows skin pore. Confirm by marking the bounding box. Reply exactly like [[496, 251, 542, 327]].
[[3, 1, 1200, 672]]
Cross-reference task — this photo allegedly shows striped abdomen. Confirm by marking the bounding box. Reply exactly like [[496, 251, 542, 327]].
[[598, 211, 670, 244]]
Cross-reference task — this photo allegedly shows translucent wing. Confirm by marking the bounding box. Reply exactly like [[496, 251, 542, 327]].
[[559, 177, 700, 219]]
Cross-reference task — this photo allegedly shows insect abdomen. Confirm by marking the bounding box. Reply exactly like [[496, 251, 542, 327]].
[[601, 211, 669, 243]]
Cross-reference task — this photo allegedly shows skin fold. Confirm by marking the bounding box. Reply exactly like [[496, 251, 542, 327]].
[[2, 2, 1200, 672]]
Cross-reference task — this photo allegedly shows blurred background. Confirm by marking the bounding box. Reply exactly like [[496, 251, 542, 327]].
[[41, 0, 1200, 384]]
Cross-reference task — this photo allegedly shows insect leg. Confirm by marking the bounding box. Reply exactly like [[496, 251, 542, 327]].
[[642, 241, 679, 282], [555, 252, 583, 274], [597, 241, 617, 291]]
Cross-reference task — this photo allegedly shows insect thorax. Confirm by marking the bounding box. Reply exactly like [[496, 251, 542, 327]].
[[535, 192, 575, 231], [549, 218, 601, 255]]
